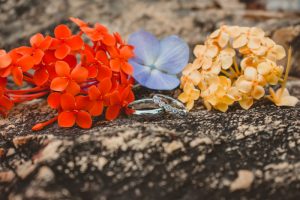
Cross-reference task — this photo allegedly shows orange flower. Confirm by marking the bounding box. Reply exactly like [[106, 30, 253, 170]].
[[15, 33, 52, 65], [33, 51, 77, 86], [57, 93, 92, 129], [81, 45, 111, 79], [88, 78, 112, 116], [106, 85, 134, 120], [0, 50, 34, 86], [0, 50, 12, 69], [0, 78, 13, 116], [0, 18, 135, 131], [81, 23, 115, 46], [51, 25, 84, 59], [108, 45, 134, 75], [50, 61, 88, 95]]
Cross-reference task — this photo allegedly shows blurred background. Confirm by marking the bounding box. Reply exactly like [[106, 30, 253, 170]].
[[0, 0, 300, 76]]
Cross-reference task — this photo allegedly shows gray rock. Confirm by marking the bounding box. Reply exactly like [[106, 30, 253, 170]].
[[0, 0, 300, 199]]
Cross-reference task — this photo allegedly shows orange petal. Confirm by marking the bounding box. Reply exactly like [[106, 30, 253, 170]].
[[43, 50, 56, 65], [58, 111, 75, 127], [17, 55, 35, 71], [32, 49, 44, 64], [86, 65, 98, 78], [121, 62, 133, 75], [0, 53, 12, 68], [30, 33, 44, 47], [39, 36, 53, 50], [75, 96, 91, 110], [110, 59, 120, 72], [107, 46, 119, 58], [89, 101, 104, 116], [65, 80, 80, 95], [90, 31, 103, 41], [105, 105, 121, 120], [70, 66, 88, 82], [66, 35, 84, 51], [50, 77, 69, 91], [33, 68, 49, 86], [60, 93, 76, 110], [12, 67, 23, 86], [0, 67, 11, 77], [109, 91, 121, 105], [97, 65, 112, 81], [0, 96, 13, 110], [55, 61, 70, 77], [103, 33, 116, 46], [46, 64, 57, 80], [76, 111, 92, 129], [95, 23, 108, 33], [15, 46, 33, 55], [55, 44, 71, 59], [114, 32, 124, 45], [54, 25, 72, 39], [88, 85, 101, 100], [121, 86, 134, 102], [95, 50, 109, 65], [81, 26, 94, 34], [82, 47, 95, 63], [47, 92, 61, 109], [120, 46, 134, 59], [99, 77, 112, 94], [69, 17, 88, 28]]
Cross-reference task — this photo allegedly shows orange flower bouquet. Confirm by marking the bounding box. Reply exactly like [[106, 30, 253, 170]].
[[0, 17, 135, 130]]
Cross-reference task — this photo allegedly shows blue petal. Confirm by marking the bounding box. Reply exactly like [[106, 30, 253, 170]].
[[145, 69, 180, 90], [128, 30, 160, 66], [130, 60, 151, 86], [154, 35, 189, 74], [130, 60, 180, 90]]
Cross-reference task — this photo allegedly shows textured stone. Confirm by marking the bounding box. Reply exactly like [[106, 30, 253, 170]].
[[0, 0, 300, 200]]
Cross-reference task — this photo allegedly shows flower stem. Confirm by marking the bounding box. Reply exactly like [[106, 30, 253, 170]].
[[279, 46, 292, 99], [229, 66, 238, 77], [221, 70, 232, 78], [6, 86, 48, 95], [10, 91, 49, 103], [233, 56, 240, 75], [32, 116, 58, 131]]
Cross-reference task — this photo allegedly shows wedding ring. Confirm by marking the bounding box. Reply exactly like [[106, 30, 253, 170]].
[[128, 98, 164, 117], [153, 94, 188, 117]]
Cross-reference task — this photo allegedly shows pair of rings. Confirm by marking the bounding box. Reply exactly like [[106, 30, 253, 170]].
[[128, 94, 187, 118]]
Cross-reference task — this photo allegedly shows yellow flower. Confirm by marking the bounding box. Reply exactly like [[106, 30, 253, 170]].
[[267, 47, 299, 107], [179, 26, 296, 113], [210, 27, 230, 48], [257, 61, 283, 85], [201, 75, 236, 112], [266, 44, 286, 61], [268, 88, 298, 107], [235, 71, 265, 102], [178, 81, 200, 111], [239, 95, 254, 110], [217, 48, 236, 70]]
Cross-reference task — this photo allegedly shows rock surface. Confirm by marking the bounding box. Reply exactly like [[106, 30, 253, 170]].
[[1, 0, 300, 199]]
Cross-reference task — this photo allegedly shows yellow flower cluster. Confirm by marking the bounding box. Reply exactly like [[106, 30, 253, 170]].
[[179, 25, 299, 112]]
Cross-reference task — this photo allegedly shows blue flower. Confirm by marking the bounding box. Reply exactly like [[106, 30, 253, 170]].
[[128, 30, 189, 90]]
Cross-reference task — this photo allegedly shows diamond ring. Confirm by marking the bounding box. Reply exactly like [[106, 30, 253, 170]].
[[127, 98, 164, 117], [153, 94, 188, 117]]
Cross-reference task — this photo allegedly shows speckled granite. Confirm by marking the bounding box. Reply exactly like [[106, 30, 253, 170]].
[[0, 0, 300, 199]]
